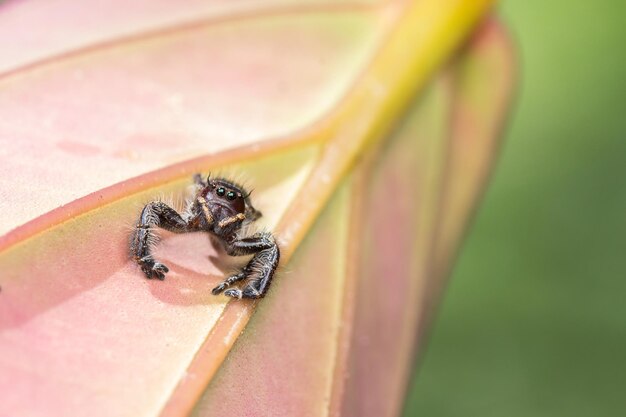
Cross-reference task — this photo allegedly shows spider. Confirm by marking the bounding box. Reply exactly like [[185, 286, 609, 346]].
[[130, 174, 280, 299]]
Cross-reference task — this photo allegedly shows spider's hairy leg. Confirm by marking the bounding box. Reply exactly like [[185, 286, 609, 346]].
[[211, 271, 246, 295], [212, 232, 280, 299], [130, 201, 190, 280]]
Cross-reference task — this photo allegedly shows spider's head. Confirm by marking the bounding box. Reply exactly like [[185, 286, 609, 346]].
[[202, 177, 261, 222]]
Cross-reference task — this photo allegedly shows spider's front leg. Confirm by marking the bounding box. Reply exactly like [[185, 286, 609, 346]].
[[130, 201, 191, 280], [212, 232, 280, 299]]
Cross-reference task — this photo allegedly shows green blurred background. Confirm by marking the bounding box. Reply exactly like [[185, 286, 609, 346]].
[[404, 0, 626, 415]]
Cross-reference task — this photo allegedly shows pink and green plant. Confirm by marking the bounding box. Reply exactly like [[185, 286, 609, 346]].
[[0, 1, 515, 416]]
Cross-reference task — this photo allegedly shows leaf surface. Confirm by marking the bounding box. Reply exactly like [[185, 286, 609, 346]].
[[0, 1, 512, 416]]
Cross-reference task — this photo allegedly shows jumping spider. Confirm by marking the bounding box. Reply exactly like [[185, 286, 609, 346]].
[[130, 174, 280, 299]]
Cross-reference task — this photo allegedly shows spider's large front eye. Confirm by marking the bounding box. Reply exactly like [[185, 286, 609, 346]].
[[226, 191, 236, 201], [216, 187, 226, 197]]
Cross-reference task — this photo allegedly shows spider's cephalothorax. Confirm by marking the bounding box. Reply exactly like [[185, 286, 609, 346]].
[[130, 174, 280, 299]]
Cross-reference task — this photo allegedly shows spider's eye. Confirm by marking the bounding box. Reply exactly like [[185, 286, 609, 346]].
[[226, 191, 237, 201], [216, 187, 226, 197]]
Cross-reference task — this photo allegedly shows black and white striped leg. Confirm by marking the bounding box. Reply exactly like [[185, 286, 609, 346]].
[[212, 232, 280, 299], [130, 201, 189, 280], [211, 271, 246, 295]]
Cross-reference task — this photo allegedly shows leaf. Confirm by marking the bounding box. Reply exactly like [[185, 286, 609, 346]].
[[190, 19, 516, 417], [0, 1, 513, 416]]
